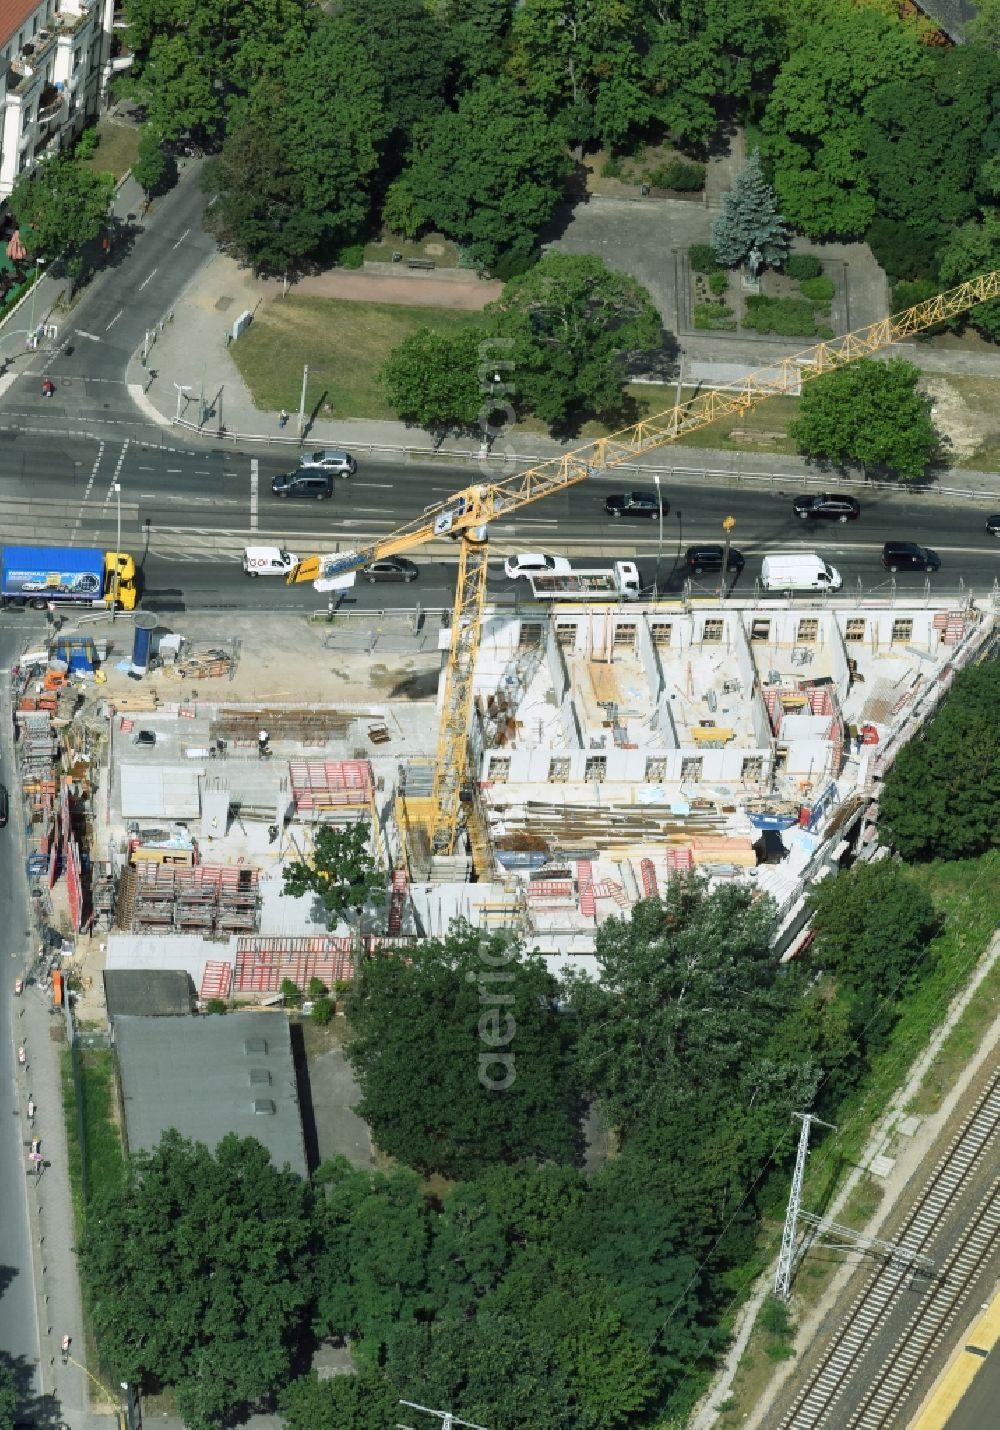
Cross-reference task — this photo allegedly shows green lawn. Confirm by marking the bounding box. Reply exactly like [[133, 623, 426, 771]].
[[82, 119, 140, 181], [231, 296, 486, 418]]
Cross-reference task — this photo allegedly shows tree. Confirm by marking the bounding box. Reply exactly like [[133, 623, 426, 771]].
[[120, 0, 313, 139], [345, 925, 582, 1177], [859, 48, 1000, 248], [131, 125, 169, 202], [313, 1160, 431, 1353], [205, 17, 389, 273], [281, 822, 384, 923], [507, 0, 651, 151], [379, 327, 485, 438], [711, 148, 788, 269], [879, 664, 1000, 862], [644, 0, 788, 149], [10, 156, 114, 264], [337, 0, 448, 143], [566, 882, 811, 1142], [760, 3, 932, 237], [79, 1132, 315, 1430], [402, 76, 571, 271], [808, 862, 941, 995], [445, 0, 517, 89], [0, 1365, 17, 1428], [485, 253, 661, 430], [788, 358, 939, 479], [280, 1370, 400, 1430], [937, 214, 1000, 343], [968, 0, 1000, 50]]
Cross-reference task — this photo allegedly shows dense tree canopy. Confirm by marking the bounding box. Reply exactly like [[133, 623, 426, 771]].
[[485, 253, 661, 429], [402, 76, 572, 271], [346, 925, 582, 1177], [205, 16, 389, 272], [761, 3, 930, 237], [880, 664, 1000, 861], [788, 358, 940, 478], [11, 156, 114, 264], [80, 1132, 315, 1430]]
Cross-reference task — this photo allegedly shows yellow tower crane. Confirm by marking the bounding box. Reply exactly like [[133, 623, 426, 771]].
[[289, 271, 1000, 862]]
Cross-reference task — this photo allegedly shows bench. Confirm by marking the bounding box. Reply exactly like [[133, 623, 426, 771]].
[[407, 258, 436, 271]]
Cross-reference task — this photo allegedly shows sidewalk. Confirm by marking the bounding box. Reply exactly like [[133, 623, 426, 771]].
[[10, 987, 119, 1430]]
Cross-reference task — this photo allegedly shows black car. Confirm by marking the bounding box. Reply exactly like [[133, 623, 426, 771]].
[[605, 490, 667, 519], [271, 470, 333, 499], [882, 541, 941, 573], [684, 545, 745, 575], [793, 493, 861, 523], [0, 783, 7, 827], [361, 557, 418, 582], [987, 514, 1000, 537]]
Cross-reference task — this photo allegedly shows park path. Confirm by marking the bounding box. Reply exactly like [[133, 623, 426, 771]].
[[258, 269, 503, 310]]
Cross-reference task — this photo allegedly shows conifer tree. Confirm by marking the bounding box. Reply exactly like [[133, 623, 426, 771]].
[[712, 148, 788, 269]]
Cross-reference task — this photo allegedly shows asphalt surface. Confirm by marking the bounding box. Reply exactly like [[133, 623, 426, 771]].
[[0, 439, 996, 614]]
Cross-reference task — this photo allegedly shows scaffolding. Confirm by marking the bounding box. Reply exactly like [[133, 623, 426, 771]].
[[125, 863, 261, 937]]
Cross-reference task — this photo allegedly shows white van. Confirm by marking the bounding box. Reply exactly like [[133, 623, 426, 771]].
[[242, 546, 300, 577], [760, 553, 842, 593]]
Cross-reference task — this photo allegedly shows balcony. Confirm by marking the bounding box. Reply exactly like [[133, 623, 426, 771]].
[[37, 84, 65, 123]]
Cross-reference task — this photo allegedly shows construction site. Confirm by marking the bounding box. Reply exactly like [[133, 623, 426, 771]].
[[15, 274, 1000, 1004], [9, 588, 994, 1010]]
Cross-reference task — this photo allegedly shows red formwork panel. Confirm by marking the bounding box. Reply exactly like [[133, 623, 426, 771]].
[[288, 760, 373, 812], [233, 936, 357, 993], [200, 961, 234, 1000]]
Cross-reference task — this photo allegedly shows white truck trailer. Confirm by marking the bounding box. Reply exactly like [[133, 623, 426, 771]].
[[526, 560, 640, 601]]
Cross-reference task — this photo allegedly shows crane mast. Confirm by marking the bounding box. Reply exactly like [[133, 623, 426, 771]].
[[289, 270, 1000, 865]]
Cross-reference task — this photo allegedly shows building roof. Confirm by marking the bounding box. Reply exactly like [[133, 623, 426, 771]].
[[104, 969, 194, 1018], [114, 1011, 308, 1178], [0, 1, 42, 50], [911, 0, 978, 41]]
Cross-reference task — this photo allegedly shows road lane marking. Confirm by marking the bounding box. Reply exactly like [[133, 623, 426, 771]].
[[105, 310, 123, 330], [75, 330, 101, 342], [171, 228, 191, 250], [137, 268, 158, 291], [250, 458, 258, 532]]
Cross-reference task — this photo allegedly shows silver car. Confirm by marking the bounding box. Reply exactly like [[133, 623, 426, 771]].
[[297, 449, 356, 476]]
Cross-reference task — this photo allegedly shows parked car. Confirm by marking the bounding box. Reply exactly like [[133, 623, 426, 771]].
[[881, 541, 940, 573], [361, 557, 418, 582], [987, 514, 1000, 537], [271, 470, 333, 499], [297, 449, 356, 475], [504, 553, 572, 580], [684, 545, 745, 575], [605, 490, 667, 519], [792, 493, 861, 523], [0, 783, 7, 827]]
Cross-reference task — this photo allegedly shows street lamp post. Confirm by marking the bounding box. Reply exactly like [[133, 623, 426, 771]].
[[28, 257, 46, 346], [173, 383, 191, 421], [653, 472, 664, 598], [721, 514, 736, 605], [112, 482, 121, 623]]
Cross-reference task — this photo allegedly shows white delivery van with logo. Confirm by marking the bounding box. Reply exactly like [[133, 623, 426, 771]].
[[242, 546, 300, 577], [760, 553, 843, 593]]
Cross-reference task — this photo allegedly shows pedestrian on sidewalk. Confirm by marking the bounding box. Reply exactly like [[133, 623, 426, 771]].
[[278, 409, 289, 429], [258, 728, 270, 759]]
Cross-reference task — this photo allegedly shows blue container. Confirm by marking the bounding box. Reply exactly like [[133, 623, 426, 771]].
[[132, 621, 154, 673]]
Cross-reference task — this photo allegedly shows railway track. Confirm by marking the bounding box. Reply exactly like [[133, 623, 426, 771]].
[[777, 1068, 1000, 1429]]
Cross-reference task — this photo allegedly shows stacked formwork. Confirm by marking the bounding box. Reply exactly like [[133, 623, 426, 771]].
[[131, 864, 260, 937], [234, 935, 356, 993]]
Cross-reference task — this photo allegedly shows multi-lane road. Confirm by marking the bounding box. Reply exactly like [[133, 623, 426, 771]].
[[0, 435, 996, 613]]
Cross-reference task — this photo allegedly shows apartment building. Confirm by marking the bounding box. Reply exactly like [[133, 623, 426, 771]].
[[0, 0, 112, 200]]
